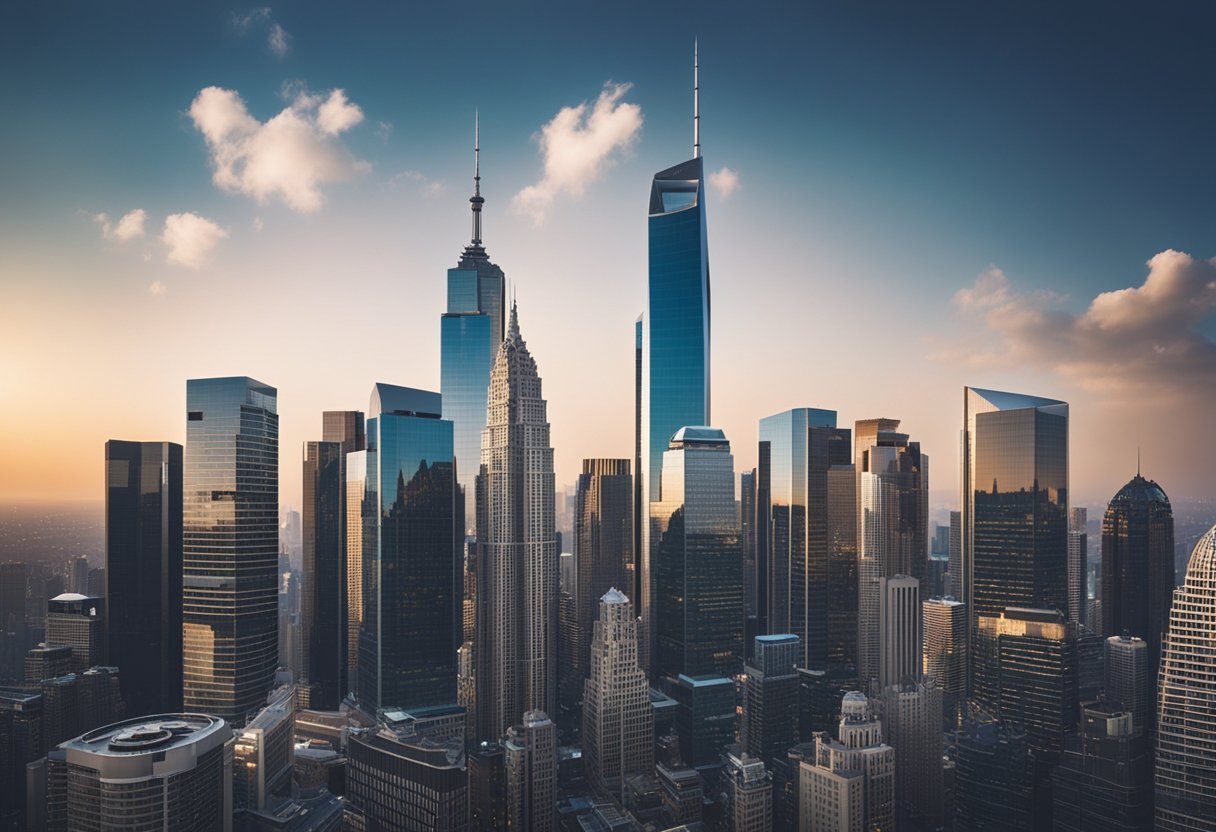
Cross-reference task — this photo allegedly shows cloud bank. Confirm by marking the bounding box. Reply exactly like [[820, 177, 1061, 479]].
[[943, 250, 1216, 399], [189, 85, 368, 213], [94, 208, 147, 241], [512, 82, 642, 223], [708, 167, 741, 200], [162, 212, 228, 269]]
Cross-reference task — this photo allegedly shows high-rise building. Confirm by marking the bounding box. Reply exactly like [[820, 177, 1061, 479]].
[[233, 685, 296, 813], [573, 460, 632, 709], [470, 740, 507, 832], [882, 678, 944, 830], [505, 710, 557, 832], [0, 562, 29, 683], [0, 688, 41, 830], [475, 304, 556, 741], [826, 463, 858, 679], [24, 643, 72, 685], [582, 589, 653, 798], [639, 51, 712, 676], [743, 634, 800, 768], [1100, 473, 1174, 685], [1155, 523, 1216, 830], [923, 596, 966, 696], [441, 119, 506, 537], [321, 410, 365, 704], [671, 673, 736, 770], [104, 439, 182, 715], [1052, 705, 1152, 832], [651, 426, 743, 680], [953, 717, 1034, 832], [961, 387, 1068, 704], [878, 575, 921, 690], [183, 376, 279, 726], [1104, 634, 1148, 733], [302, 440, 344, 710], [948, 511, 962, 602], [725, 749, 772, 832], [1068, 507, 1087, 626], [756, 408, 851, 673], [356, 383, 458, 716], [740, 469, 758, 636], [45, 593, 102, 674], [799, 691, 894, 832], [345, 719, 469, 831], [40, 713, 233, 832], [67, 556, 89, 596]]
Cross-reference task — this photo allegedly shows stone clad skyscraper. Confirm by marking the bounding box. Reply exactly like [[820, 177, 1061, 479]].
[[639, 49, 712, 673], [182, 377, 278, 725], [475, 303, 556, 741]]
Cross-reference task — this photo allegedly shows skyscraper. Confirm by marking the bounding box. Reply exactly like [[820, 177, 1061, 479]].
[[441, 118, 506, 537], [799, 692, 895, 832], [639, 49, 712, 674], [1100, 472, 1174, 681], [725, 749, 773, 832], [302, 439, 343, 710], [505, 710, 557, 832], [757, 408, 851, 673], [1104, 634, 1148, 734], [573, 460, 632, 705], [1155, 523, 1216, 830], [740, 469, 758, 639], [582, 588, 653, 798], [320, 410, 364, 702], [878, 575, 921, 690], [953, 718, 1034, 832], [742, 634, 800, 767], [922, 596, 966, 696], [1067, 507, 1087, 626], [182, 376, 278, 726], [475, 303, 557, 741], [948, 510, 962, 600], [651, 426, 743, 680], [45, 594, 102, 675], [882, 678, 944, 830], [1052, 704, 1152, 832], [356, 383, 458, 716], [104, 440, 182, 715], [961, 387, 1068, 701]]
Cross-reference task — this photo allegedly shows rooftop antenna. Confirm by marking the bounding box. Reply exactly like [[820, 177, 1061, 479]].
[[470, 110, 484, 246], [693, 40, 700, 159]]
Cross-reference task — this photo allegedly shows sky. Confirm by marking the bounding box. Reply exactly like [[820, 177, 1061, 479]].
[[2, 1, 1216, 516]]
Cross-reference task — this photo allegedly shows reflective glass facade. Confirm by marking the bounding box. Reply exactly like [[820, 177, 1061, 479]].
[[962, 387, 1068, 705], [640, 156, 711, 673], [651, 427, 743, 680], [357, 384, 458, 715], [104, 439, 182, 716], [183, 377, 278, 726], [302, 440, 344, 710]]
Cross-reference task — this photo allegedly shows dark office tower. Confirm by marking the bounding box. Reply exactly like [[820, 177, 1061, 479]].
[[1155, 524, 1216, 831], [827, 462, 858, 678], [740, 469, 757, 633], [1104, 634, 1148, 733], [182, 377, 278, 726], [441, 118, 506, 538], [475, 303, 557, 742], [1067, 507, 1087, 626], [742, 634, 799, 767], [1052, 705, 1152, 832], [962, 387, 1068, 701], [1100, 473, 1173, 672], [883, 678, 944, 831], [470, 741, 507, 831], [671, 673, 735, 769], [0, 562, 28, 682], [639, 50, 712, 676], [0, 689, 41, 830], [757, 408, 852, 673], [634, 314, 644, 613], [301, 440, 343, 710], [45, 594, 102, 674], [573, 460, 632, 701], [104, 440, 182, 715], [356, 384, 457, 716], [949, 510, 962, 599], [651, 427, 743, 680], [954, 718, 1034, 832]]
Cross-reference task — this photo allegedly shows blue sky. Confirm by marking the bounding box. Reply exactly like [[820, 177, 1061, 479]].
[[3, 1, 1215, 509]]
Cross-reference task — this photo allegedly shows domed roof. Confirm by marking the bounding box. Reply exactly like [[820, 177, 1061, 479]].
[[1183, 523, 1216, 586], [1109, 473, 1170, 507]]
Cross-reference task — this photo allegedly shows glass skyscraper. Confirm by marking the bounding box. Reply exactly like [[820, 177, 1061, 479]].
[[441, 123, 505, 536], [639, 58, 712, 672], [104, 439, 182, 716], [651, 426, 743, 680], [961, 386, 1068, 705], [302, 440, 344, 710], [356, 383, 458, 716], [182, 377, 278, 726]]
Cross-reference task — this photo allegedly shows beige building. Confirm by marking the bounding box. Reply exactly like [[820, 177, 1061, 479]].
[[799, 692, 893, 832]]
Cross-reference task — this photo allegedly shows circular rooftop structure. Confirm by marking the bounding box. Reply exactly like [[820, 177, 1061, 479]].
[[1109, 473, 1170, 507], [1184, 523, 1216, 586]]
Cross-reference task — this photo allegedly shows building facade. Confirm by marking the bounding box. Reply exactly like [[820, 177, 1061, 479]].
[[881, 678, 943, 830], [922, 597, 966, 695], [1104, 634, 1149, 734], [743, 634, 800, 767], [1067, 507, 1087, 626], [505, 710, 557, 832], [45, 594, 102, 675], [878, 576, 921, 690], [1052, 705, 1152, 832], [800, 692, 894, 832], [302, 439, 344, 710]]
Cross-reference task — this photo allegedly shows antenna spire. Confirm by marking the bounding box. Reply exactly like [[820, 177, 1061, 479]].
[[470, 110, 484, 246], [1137, 446, 1141, 477], [693, 40, 700, 159]]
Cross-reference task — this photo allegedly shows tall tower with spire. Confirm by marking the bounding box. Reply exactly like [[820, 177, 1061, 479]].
[[637, 44, 712, 674], [475, 302, 557, 742], [441, 116, 507, 538]]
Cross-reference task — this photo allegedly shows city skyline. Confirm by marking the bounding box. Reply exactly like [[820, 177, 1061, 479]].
[[4, 3, 1216, 510]]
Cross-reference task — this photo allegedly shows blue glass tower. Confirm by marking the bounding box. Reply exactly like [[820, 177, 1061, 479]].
[[639, 49, 712, 673], [441, 117, 505, 537]]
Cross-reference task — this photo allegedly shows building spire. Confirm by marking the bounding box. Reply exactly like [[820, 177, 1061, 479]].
[[693, 40, 700, 159], [470, 110, 484, 246]]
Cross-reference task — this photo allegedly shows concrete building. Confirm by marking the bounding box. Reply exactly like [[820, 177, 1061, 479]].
[[725, 749, 772, 832], [881, 678, 943, 830], [799, 692, 894, 832], [505, 710, 557, 832], [743, 634, 800, 767], [922, 597, 966, 695], [233, 685, 296, 813], [44, 594, 102, 675]]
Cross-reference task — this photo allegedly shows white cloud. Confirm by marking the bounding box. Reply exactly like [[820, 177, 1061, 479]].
[[94, 208, 147, 241], [162, 212, 228, 269], [512, 82, 643, 223], [940, 251, 1216, 399], [148, 280, 167, 296], [189, 85, 368, 213], [231, 7, 271, 32], [268, 22, 290, 58], [232, 8, 290, 58], [708, 167, 741, 200]]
